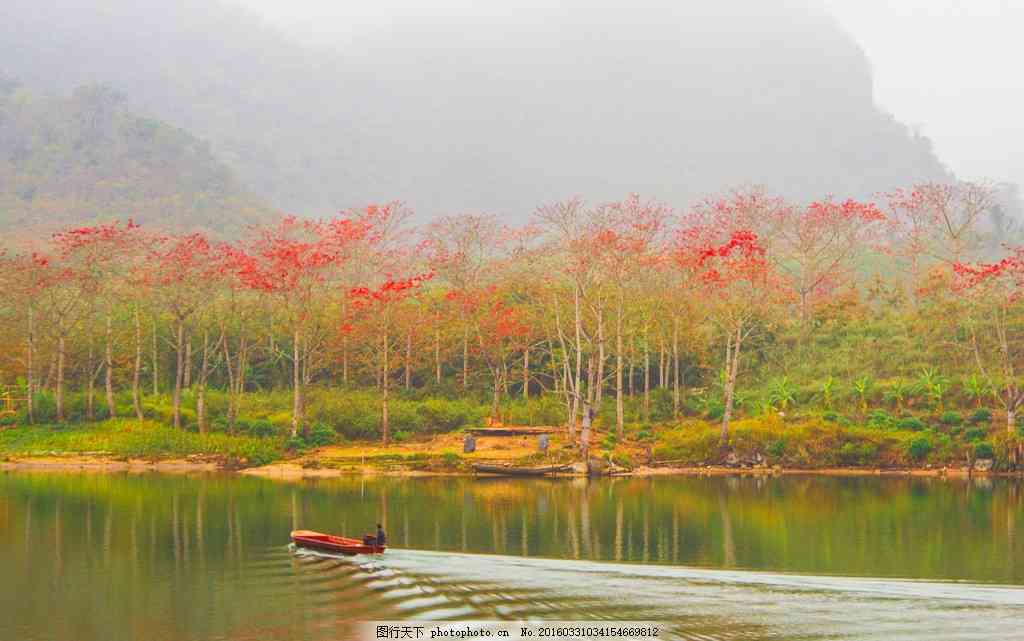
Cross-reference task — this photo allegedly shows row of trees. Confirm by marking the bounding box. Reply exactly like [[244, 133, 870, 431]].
[[1, 182, 1022, 445]]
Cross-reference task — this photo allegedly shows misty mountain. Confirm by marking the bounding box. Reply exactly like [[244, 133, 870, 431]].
[[0, 77, 273, 237], [0, 0, 950, 221]]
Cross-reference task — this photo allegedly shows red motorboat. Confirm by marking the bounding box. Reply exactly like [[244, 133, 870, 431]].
[[290, 529, 386, 555]]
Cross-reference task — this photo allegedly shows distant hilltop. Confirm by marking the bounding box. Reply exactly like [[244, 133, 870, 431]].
[[1, 0, 950, 223]]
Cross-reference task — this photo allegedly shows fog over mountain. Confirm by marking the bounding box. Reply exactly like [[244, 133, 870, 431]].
[[1, 0, 950, 224]]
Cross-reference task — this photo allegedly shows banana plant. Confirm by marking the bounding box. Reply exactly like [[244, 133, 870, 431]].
[[916, 367, 949, 411], [769, 376, 797, 411], [821, 376, 836, 409], [884, 377, 910, 412], [962, 374, 989, 408], [853, 375, 873, 414]]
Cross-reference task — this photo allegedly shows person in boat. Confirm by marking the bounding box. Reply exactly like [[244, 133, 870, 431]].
[[364, 523, 387, 547]]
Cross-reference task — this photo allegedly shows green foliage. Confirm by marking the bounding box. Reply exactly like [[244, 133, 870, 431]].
[[0, 83, 272, 234], [968, 408, 992, 425], [245, 419, 277, 438], [822, 411, 840, 423], [391, 431, 411, 444], [938, 411, 962, 426], [440, 452, 461, 468], [768, 377, 796, 411], [906, 436, 932, 462], [704, 402, 724, 421], [305, 422, 337, 447], [896, 417, 926, 432], [0, 419, 280, 466], [866, 409, 894, 430], [973, 442, 995, 460], [766, 439, 786, 458], [839, 441, 877, 466], [964, 427, 988, 442]]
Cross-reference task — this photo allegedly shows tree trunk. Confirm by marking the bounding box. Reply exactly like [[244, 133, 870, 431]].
[[223, 336, 236, 434], [152, 318, 158, 396], [596, 310, 605, 405], [721, 324, 743, 444], [492, 368, 501, 421], [381, 325, 390, 446], [628, 344, 635, 398], [196, 330, 210, 434], [643, 325, 650, 423], [435, 328, 442, 386], [26, 307, 35, 424], [342, 335, 349, 386], [105, 307, 116, 418], [616, 296, 624, 438], [571, 283, 583, 439], [86, 331, 95, 421], [172, 320, 184, 430], [183, 336, 192, 389], [404, 328, 412, 390], [56, 319, 66, 423], [672, 316, 680, 418], [291, 327, 302, 438], [462, 325, 469, 390], [133, 309, 143, 419], [522, 347, 529, 400]]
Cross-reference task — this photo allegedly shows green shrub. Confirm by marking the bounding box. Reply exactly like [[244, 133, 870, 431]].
[[974, 442, 995, 460], [0, 415, 17, 426], [305, 421, 337, 447], [968, 409, 992, 425], [247, 419, 276, 438], [601, 434, 618, 449], [704, 402, 724, 421], [906, 436, 932, 462], [440, 452, 461, 468], [939, 411, 962, 426], [897, 417, 926, 432], [964, 427, 987, 442], [822, 411, 839, 423], [391, 430, 411, 443], [284, 436, 306, 452], [866, 409, 893, 429], [767, 439, 786, 458], [636, 430, 652, 441], [839, 442, 877, 466]]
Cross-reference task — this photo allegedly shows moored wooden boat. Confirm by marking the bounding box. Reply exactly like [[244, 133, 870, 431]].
[[471, 463, 572, 476], [290, 529, 385, 555]]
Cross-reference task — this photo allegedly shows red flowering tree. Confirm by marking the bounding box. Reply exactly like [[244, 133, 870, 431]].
[[348, 272, 432, 445], [425, 214, 508, 390], [953, 250, 1024, 443], [142, 233, 221, 429], [774, 198, 887, 321], [591, 194, 670, 437], [676, 227, 788, 442], [53, 221, 150, 419], [228, 212, 375, 437], [886, 182, 996, 301]]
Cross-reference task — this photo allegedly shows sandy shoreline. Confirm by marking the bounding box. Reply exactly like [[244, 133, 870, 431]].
[[3, 453, 1021, 479]]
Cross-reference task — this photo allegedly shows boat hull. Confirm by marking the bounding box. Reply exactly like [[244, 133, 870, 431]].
[[290, 530, 385, 555]]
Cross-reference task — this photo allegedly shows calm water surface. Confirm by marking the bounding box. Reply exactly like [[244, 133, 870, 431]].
[[1, 472, 1023, 640]]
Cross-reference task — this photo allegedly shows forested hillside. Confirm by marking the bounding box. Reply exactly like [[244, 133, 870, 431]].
[[0, 78, 273, 237], [0, 0, 951, 219]]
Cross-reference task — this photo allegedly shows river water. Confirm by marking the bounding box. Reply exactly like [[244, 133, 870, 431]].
[[1, 472, 1022, 640]]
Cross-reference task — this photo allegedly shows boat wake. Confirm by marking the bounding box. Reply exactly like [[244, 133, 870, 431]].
[[287, 547, 1024, 640]]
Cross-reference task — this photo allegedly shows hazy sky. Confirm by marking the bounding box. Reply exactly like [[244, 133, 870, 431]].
[[237, 0, 1024, 187]]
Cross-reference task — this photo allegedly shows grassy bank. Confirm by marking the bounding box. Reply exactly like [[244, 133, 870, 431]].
[[0, 419, 281, 467], [2, 386, 1022, 474]]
